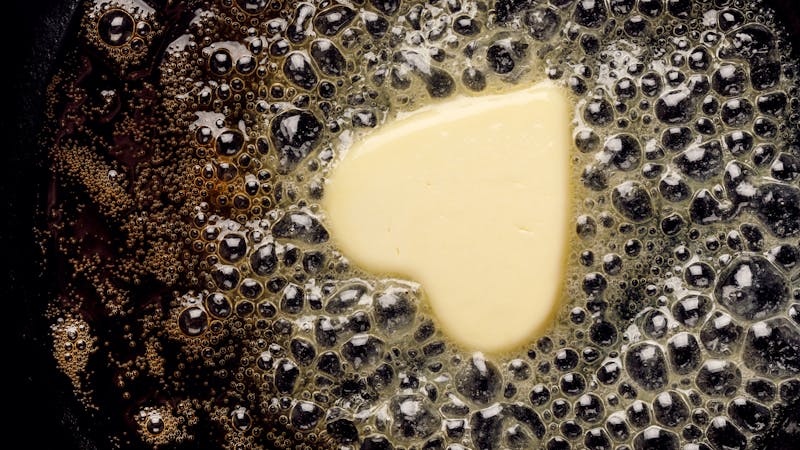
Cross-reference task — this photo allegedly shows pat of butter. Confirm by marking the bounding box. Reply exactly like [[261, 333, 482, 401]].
[[323, 81, 571, 354]]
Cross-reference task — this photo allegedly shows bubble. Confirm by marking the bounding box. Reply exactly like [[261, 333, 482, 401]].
[[684, 262, 716, 289], [688, 47, 711, 71], [582, 164, 609, 190], [573, 0, 608, 28], [661, 126, 692, 152], [728, 398, 771, 433], [658, 172, 691, 202], [695, 359, 741, 396], [389, 395, 439, 439], [423, 68, 456, 98], [700, 311, 743, 356], [722, 24, 775, 61], [757, 91, 787, 116], [525, 8, 560, 41], [720, 98, 754, 126], [780, 380, 800, 402], [314, 6, 356, 36], [456, 354, 502, 405], [688, 75, 711, 97], [754, 183, 800, 238], [625, 342, 669, 391], [284, 52, 319, 89], [271, 110, 323, 171], [217, 233, 246, 263], [363, 11, 389, 38], [522, 370, 548, 395], [632, 426, 679, 450], [178, 306, 209, 336], [352, 110, 378, 128], [560, 419, 582, 439], [752, 144, 777, 167], [612, 181, 653, 222], [444, 418, 467, 439], [210, 49, 234, 76], [462, 68, 487, 91], [361, 434, 394, 450], [257, 300, 277, 318], [655, 89, 695, 124], [626, 400, 651, 429], [620, 14, 646, 37], [545, 436, 569, 450], [745, 378, 776, 403], [341, 334, 384, 369], [249, 243, 278, 276], [302, 251, 326, 274], [325, 284, 367, 314], [653, 391, 689, 427], [743, 318, 800, 378], [270, 39, 291, 57], [722, 161, 756, 207], [715, 255, 789, 320], [642, 310, 669, 339], [674, 140, 723, 181], [703, 95, 721, 114], [487, 43, 516, 74], [327, 417, 360, 443], [317, 351, 343, 376], [273, 211, 329, 244], [290, 401, 324, 430], [275, 358, 300, 393], [606, 413, 629, 440], [319, 80, 337, 98], [589, 320, 617, 347], [601, 134, 642, 171], [239, 279, 262, 299], [145, 414, 164, 434], [374, 290, 416, 332], [453, 16, 481, 36], [308, 40, 346, 77], [584, 98, 615, 126], [287, 3, 316, 43], [705, 417, 746, 450], [560, 372, 587, 395], [235, 0, 269, 14], [712, 65, 747, 96], [600, 0, 626, 15], [660, 213, 686, 235], [718, 9, 744, 31], [671, 295, 710, 328], [230, 407, 252, 431], [575, 393, 604, 423], [98, 9, 134, 47], [624, 239, 642, 256], [287, 337, 315, 366], [754, 116, 778, 138], [211, 264, 240, 291], [204, 292, 232, 318], [583, 272, 608, 295], [667, 332, 701, 374]]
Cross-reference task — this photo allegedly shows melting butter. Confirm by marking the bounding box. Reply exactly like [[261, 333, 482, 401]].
[[323, 81, 572, 353]]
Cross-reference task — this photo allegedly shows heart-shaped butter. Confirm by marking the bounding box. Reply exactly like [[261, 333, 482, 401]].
[[323, 81, 571, 353]]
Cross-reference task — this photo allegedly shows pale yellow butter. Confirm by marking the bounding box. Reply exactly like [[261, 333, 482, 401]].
[[323, 81, 571, 353]]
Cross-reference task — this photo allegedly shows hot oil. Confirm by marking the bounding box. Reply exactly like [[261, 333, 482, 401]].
[[42, 0, 800, 449]]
